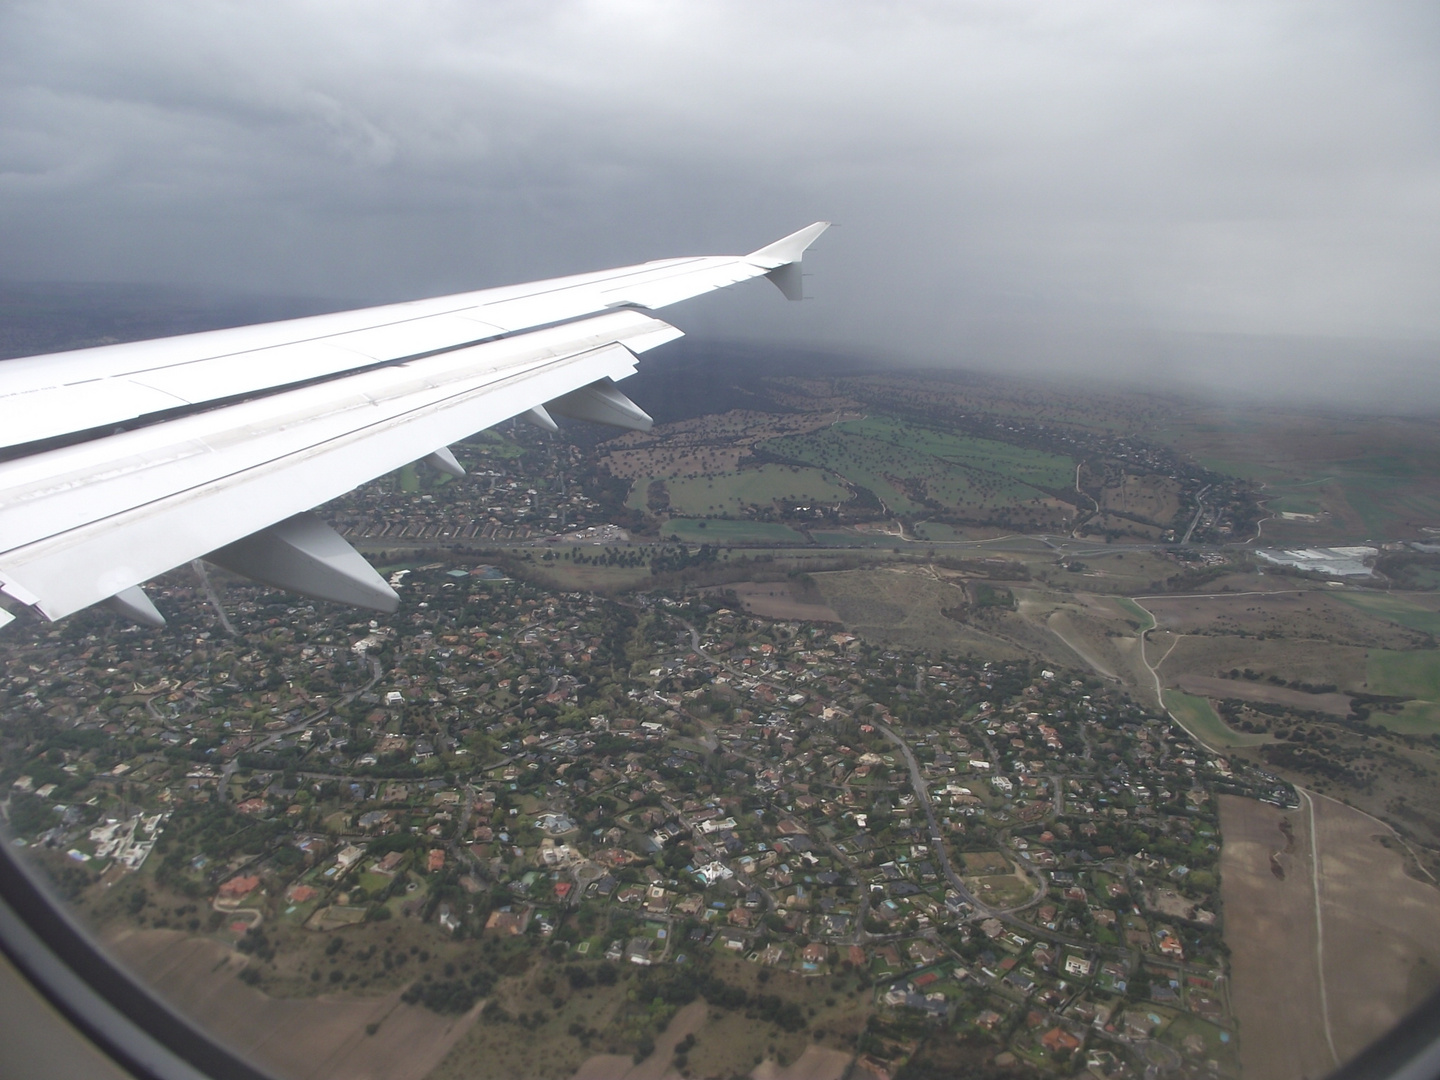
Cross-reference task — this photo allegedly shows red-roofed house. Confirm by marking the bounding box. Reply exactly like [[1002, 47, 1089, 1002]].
[[218, 875, 260, 900], [1041, 1027, 1082, 1054]]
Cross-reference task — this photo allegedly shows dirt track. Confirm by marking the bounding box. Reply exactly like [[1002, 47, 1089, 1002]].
[[1220, 795, 1333, 1080], [1307, 792, 1440, 1060], [1220, 794, 1440, 1080], [107, 929, 482, 1080]]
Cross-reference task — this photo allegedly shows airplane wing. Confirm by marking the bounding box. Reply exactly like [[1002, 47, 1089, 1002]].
[[0, 221, 829, 629]]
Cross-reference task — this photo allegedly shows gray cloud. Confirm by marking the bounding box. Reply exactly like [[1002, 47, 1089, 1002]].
[[2, 1, 1439, 403]]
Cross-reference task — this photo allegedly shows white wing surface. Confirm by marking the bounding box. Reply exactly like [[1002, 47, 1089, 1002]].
[[0, 222, 828, 626]]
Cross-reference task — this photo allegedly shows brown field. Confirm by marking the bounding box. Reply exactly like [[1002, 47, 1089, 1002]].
[[1220, 793, 1440, 1080], [725, 580, 841, 623], [572, 999, 709, 1080], [565, 962, 868, 1080], [812, 568, 1027, 660], [1219, 794, 1336, 1080], [750, 1046, 852, 1080], [1042, 550, 1182, 594], [1011, 590, 1132, 680], [572, 1012, 851, 1080], [1174, 675, 1352, 716], [1042, 609, 1119, 679], [599, 410, 860, 481], [1306, 791, 1440, 1060], [1095, 473, 1184, 526], [1139, 590, 1425, 651], [1083, 512, 1166, 540], [1157, 634, 1371, 693], [107, 929, 480, 1080]]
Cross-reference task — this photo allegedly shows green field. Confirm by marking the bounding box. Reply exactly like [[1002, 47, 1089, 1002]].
[[1369, 700, 1440, 735], [761, 416, 1075, 519], [460, 430, 527, 459], [1163, 690, 1271, 748], [1204, 452, 1440, 539], [1115, 597, 1155, 630], [662, 465, 851, 516], [662, 519, 810, 544], [1269, 495, 1323, 514], [911, 521, 966, 542], [1366, 649, 1440, 700], [530, 562, 656, 590], [1335, 593, 1440, 635]]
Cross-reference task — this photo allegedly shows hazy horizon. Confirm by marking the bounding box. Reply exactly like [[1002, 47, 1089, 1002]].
[[3, 276, 1438, 416], [3, 2, 1440, 410]]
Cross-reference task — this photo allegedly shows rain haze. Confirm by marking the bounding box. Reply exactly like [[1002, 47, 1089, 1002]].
[[3, 0, 1440, 408]]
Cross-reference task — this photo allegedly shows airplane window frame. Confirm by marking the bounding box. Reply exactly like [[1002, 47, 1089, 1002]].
[[0, 835, 281, 1080]]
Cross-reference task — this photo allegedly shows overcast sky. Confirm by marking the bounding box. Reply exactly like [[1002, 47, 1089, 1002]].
[[3, 1, 1439, 403]]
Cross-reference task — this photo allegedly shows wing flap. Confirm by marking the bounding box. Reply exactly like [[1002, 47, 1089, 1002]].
[[0, 222, 829, 625], [0, 224, 827, 452], [0, 312, 674, 620]]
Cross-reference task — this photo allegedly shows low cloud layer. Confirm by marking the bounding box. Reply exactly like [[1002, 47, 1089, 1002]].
[[3, 1, 1439, 403]]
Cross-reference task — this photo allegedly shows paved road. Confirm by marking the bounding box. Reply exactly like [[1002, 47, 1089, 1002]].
[[1181, 484, 1212, 545], [877, 723, 993, 918]]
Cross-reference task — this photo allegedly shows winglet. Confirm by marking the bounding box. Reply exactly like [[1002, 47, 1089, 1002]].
[[746, 221, 831, 269]]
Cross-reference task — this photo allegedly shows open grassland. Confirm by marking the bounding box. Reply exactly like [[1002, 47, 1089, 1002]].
[[1113, 596, 1153, 629], [762, 417, 1075, 522], [1173, 674, 1351, 716], [812, 568, 1028, 660], [1212, 792, 1440, 1080], [907, 520, 1018, 542], [654, 465, 852, 517], [808, 529, 898, 548], [1170, 409, 1440, 542], [557, 962, 866, 1080], [1138, 589, 1426, 651], [1376, 700, 1440, 735], [1035, 549, 1183, 594], [1219, 795, 1336, 1080], [963, 872, 1035, 907], [1335, 591, 1440, 635], [1095, 473, 1184, 525], [1162, 691, 1270, 748], [1366, 649, 1440, 700], [720, 580, 841, 622], [108, 929, 477, 1080], [1307, 793, 1440, 1064], [1143, 625, 1369, 693], [598, 409, 859, 481], [840, 417, 1075, 490]]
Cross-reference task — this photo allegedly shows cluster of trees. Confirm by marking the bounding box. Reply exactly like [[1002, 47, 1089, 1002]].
[[626, 966, 808, 1032], [400, 968, 495, 1014]]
